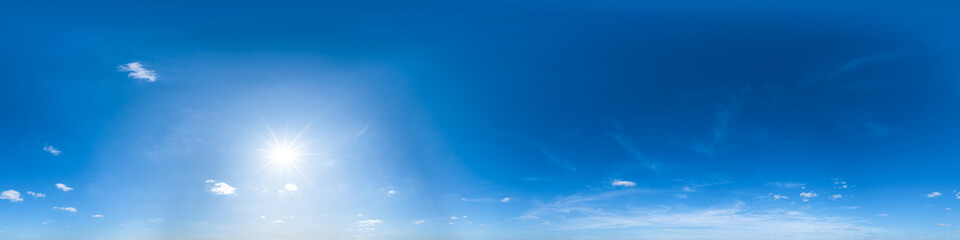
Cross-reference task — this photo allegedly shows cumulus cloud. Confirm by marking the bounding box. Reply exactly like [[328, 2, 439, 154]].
[[55, 183, 73, 192], [210, 182, 236, 195], [799, 191, 818, 202], [92, 214, 104, 218], [501, 197, 511, 203], [119, 62, 157, 82], [26, 191, 45, 198], [927, 192, 941, 198], [43, 145, 61, 156], [0, 190, 23, 202], [284, 183, 298, 192], [53, 206, 78, 213], [612, 179, 637, 187], [830, 194, 843, 200]]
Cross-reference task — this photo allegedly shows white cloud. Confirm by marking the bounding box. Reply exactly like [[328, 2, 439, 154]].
[[26, 191, 45, 198], [43, 145, 61, 156], [799, 191, 817, 202], [838, 206, 859, 210], [92, 214, 104, 218], [53, 206, 78, 213], [55, 183, 73, 192], [210, 182, 236, 195], [272, 219, 285, 223], [357, 219, 382, 226], [519, 192, 880, 240], [927, 192, 942, 198], [413, 219, 426, 224], [829, 194, 843, 200], [768, 193, 789, 200], [119, 62, 157, 82], [0, 190, 23, 202], [832, 178, 849, 189], [449, 216, 458, 220], [501, 197, 511, 203], [612, 179, 637, 187], [260, 215, 267, 219], [149, 218, 164, 222], [205, 179, 215, 183], [768, 182, 805, 189], [936, 223, 950, 226], [387, 189, 397, 195], [284, 183, 298, 192]]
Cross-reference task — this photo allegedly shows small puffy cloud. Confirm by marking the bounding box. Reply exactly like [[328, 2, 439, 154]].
[[260, 216, 267, 219], [55, 183, 73, 192], [387, 190, 397, 195], [210, 182, 236, 195], [832, 178, 849, 189], [92, 214, 104, 218], [284, 183, 298, 192], [612, 179, 637, 187], [830, 194, 843, 200], [768, 193, 789, 200], [119, 62, 157, 82], [0, 190, 23, 202], [799, 191, 818, 202], [449, 216, 458, 220], [413, 219, 426, 224], [53, 206, 78, 213], [501, 197, 511, 203], [936, 223, 950, 226], [26, 191, 45, 198], [927, 192, 942, 198], [205, 179, 215, 183], [43, 145, 61, 156]]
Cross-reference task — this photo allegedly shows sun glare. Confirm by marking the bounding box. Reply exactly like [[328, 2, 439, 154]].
[[253, 122, 316, 178]]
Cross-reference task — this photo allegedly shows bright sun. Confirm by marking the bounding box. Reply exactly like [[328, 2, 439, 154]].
[[254, 124, 314, 178]]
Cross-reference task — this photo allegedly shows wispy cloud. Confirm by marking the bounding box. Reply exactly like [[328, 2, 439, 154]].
[[92, 214, 104, 218], [356, 219, 383, 232], [119, 62, 157, 82], [766, 193, 789, 200], [26, 191, 44, 198], [605, 132, 658, 169], [43, 145, 61, 156], [832, 178, 850, 189], [768, 182, 806, 189], [520, 191, 877, 239], [501, 197, 511, 203], [53, 206, 78, 213], [55, 183, 73, 192], [927, 192, 941, 198], [0, 190, 23, 202], [830, 194, 843, 200], [412, 219, 426, 224]]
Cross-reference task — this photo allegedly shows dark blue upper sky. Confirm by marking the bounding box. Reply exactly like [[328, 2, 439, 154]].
[[2, 0, 960, 239]]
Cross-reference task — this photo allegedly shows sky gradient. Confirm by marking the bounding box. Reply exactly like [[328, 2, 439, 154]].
[[2, 0, 960, 239]]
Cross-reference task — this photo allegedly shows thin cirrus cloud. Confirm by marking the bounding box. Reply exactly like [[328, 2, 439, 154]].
[[118, 62, 157, 82], [26, 191, 45, 198], [92, 214, 104, 218], [1, 190, 23, 202], [55, 183, 73, 192], [53, 206, 78, 213]]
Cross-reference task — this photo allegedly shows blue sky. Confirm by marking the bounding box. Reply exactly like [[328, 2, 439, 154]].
[[2, 0, 960, 239]]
